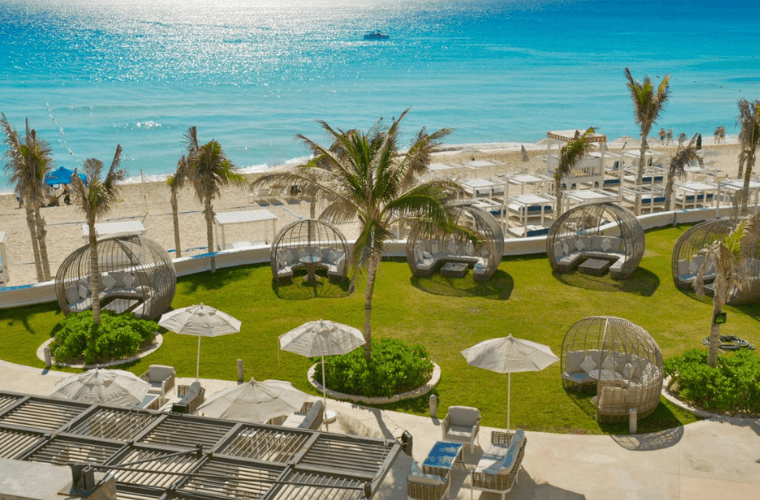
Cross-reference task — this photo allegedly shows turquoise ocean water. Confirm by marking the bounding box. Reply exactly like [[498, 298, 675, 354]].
[[1, 0, 759, 191]]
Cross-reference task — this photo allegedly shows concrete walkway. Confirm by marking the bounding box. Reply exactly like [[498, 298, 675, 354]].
[[2, 362, 758, 500]]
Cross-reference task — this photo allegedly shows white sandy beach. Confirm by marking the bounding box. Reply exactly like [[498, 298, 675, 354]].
[[0, 138, 743, 287]]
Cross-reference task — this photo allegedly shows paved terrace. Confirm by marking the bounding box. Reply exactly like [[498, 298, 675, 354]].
[[0, 360, 758, 500]]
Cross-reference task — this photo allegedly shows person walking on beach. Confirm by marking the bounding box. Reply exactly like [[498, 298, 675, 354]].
[[667, 129, 673, 145], [659, 128, 666, 142]]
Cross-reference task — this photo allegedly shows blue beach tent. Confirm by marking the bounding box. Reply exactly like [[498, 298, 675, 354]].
[[45, 166, 86, 186]]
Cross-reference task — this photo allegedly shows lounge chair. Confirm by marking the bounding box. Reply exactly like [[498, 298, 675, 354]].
[[407, 461, 449, 500], [471, 429, 526, 500], [441, 405, 480, 453], [172, 381, 205, 414], [280, 400, 324, 430], [140, 364, 176, 398]]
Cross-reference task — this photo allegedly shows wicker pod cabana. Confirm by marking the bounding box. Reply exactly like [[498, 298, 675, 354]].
[[406, 204, 504, 281], [671, 218, 760, 305], [546, 202, 644, 279], [55, 235, 176, 320], [560, 316, 664, 422], [270, 218, 350, 282]]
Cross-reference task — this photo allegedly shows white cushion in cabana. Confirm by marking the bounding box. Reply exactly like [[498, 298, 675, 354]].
[[65, 286, 80, 305], [122, 273, 136, 288], [601, 238, 612, 252], [102, 273, 117, 290], [580, 355, 597, 374], [554, 241, 564, 257]]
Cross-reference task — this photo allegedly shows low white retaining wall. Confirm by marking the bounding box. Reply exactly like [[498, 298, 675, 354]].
[[0, 206, 741, 309]]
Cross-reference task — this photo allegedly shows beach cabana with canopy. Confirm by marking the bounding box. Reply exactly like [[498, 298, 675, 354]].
[[270, 218, 350, 283], [545, 129, 608, 189], [213, 209, 278, 250], [81, 220, 145, 241]]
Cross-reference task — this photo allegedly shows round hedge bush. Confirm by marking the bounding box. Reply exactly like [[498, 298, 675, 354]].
[[320, 338, 434, 398], [50, 310, 158, 365]]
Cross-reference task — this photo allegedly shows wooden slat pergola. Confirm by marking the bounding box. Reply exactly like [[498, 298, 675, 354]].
[[0, 391, 401, 500]]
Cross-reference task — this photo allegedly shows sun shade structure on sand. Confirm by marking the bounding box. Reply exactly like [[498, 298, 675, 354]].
[[546, 202, 645, 279], [55, 235, 176, 320], [406, 203, 504, 281], [671, 218, 760, 305], [270, 218, 350, 283], [560, 316, 664, 422], [0, 390, 400, 499]]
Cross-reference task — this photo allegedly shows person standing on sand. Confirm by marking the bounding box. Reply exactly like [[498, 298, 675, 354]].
[[659, 128, 666, 142], [63, 184, 71, 205], [667, 129, 673, 145]]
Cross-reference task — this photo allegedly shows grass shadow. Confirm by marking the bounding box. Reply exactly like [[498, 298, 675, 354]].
[[410, 269, 514, 300], [564, 383, 692, 435], [1, 302, 61, 336], [553, 266, 660, 297], [273, 270, 351, 300], [179, 266, 256, 294], [678, 287, 760, 322]]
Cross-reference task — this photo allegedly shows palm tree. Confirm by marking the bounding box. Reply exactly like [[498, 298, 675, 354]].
[[695, 211, 760, 367], [1, 114, 53, 281], [183, 127, 245, 273], [735, 99, 760, 215], [664, 134, 702, 211], [252, 110, 472, 358], [70, 146, 126, 326], [624, 68, 670, 214], [167, 157, 191, 258], [553, 129, 595, 216]]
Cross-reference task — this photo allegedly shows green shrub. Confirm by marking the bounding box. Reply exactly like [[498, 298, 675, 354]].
[[664, 349, 760, 415], [321, 338, 434, 398], [50, 311, 158, 365]]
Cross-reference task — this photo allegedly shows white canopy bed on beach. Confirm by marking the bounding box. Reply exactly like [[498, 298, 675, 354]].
[[544, 129, 608, 190], [81, 220, 145, 241], [213, 209, 278, 251]]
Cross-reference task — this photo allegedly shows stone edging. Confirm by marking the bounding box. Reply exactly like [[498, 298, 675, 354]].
[[661, 375, 758, 420], [36, 333, 163, 369], [307, 361, 441, 405]]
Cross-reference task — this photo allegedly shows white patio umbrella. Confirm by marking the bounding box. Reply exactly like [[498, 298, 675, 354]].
[[279, 320, 365, 417], [461, 334, 559, 431], [50, 368, 150, 407], [158, 303, 241, 381], [196, 378, 311, 424]]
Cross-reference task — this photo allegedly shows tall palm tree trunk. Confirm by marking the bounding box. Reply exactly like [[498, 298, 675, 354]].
[[204, 197, 216, 273], [24, 200, 43, 282], [363, 256, 379, 359], [635, 134, 649, 215], [88, 223, 101, 325], [554, 174, 563, 217], [741, 151, 755, 216], [708, 299, 723, 367], [33, 207, 51, 280], [171, 190, 182, 258]]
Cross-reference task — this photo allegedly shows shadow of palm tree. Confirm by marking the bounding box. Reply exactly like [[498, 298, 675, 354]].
[[273, 270, 351, 300], [553, 266, 660, 297], [410, 269, 513, 300], [609, 425, 684, 451]]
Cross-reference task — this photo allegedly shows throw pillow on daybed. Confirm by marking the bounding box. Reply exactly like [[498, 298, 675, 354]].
[[579, 355, 597, 374]]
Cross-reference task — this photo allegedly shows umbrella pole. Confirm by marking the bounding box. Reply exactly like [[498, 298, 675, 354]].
[[507, 372, 511, 432], [321, 355, 327, 413], [196, 336, 201, 382]]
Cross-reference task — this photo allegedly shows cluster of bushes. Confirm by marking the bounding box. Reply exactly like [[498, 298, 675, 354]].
[[50, 311, 158, 365], [322, 338, 434, 398], [664, 349, 760, 415]]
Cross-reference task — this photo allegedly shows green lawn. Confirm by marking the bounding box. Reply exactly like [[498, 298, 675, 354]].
[[2, 224, 759, 434]]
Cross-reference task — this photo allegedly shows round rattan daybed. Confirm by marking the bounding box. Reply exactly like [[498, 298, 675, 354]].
[[55, 235, 176, 320], [671, 218, 760, 305], [406, 203, 504, 281], [270, 218, 350, 283], [546, 202, 645, 279], [560, 316, 664, 423]]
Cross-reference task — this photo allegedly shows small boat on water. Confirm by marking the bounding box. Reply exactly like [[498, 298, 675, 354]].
[[363, 31, 390, 40]]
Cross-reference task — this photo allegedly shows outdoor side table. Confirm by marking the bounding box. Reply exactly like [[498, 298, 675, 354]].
[[300, 255, 321, 282], [579, 258, 611, 276], [423, 441, 464, 478], [441, 262, 468, 278]]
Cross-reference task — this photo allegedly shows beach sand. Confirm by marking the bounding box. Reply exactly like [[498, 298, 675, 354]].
[[0, 139, 743, 287]]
